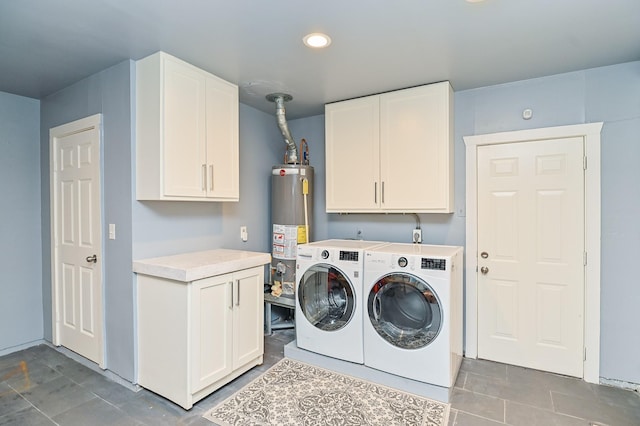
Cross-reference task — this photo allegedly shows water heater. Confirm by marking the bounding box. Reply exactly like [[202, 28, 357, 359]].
[[270, 164, 314, 298]]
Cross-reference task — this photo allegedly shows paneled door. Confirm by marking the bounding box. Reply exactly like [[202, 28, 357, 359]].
[[50, 115, 104, 367], [477, 137, 584, 377]]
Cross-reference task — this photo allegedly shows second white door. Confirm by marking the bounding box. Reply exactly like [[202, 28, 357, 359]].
[[477, 136, 584, 377], [51, 115, 104, 367]]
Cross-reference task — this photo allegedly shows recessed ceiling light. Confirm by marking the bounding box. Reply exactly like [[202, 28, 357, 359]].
[[303, 33, 331, 49]]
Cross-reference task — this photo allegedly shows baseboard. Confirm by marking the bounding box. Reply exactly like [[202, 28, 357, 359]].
[[599, 376, 640, 392], [0, 339, 46, 357], [43, 342, 141, 392]]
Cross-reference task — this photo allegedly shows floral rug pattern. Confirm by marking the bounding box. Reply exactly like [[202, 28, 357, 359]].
[[203, 358, 449, 426]]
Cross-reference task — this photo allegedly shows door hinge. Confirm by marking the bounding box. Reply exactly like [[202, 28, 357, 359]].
[[584, 251, 587, 266], [583, 156, 587, 170]]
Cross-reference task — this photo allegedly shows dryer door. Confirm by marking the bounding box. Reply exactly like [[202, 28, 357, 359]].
[[298, 264, 355, 331], [367, 273, 442, 349]]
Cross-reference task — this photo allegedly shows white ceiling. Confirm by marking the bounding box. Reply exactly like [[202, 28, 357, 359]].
[[1, 0, 639, 119]]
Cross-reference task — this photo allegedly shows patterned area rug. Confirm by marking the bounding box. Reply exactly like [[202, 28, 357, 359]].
[[203, 358, 450, 426]]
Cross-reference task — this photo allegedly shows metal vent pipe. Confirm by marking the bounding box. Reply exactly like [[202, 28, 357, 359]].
[[266, 93, 299, 164]]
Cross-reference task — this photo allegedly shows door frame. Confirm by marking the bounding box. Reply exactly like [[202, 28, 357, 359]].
[[463, 122, 602, 383], [50, 113, 105, 368]]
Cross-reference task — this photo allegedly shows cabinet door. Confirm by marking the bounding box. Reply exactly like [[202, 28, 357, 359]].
[[163, 57, 207, 198], [325, 96, 380, 212], [232, 267, 264, 369], [380, 83, 453, 212], [191, 274, 233, 392], [205, 76, 239, 200]]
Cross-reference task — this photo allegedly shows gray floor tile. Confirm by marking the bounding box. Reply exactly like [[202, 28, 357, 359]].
[[505, 400, 589, 426], [464, 370, 554, 411], [0, 346, 45, 372], [4, 360, 62, 390], [448, 409, 458, 426], [0, 406, 56, 426], [51, 397, 143, 426], [3, 335, 640, 426], [19, 375, 97, 418], [589, 382, 640, 410], [454, 371, 467, 389], [29, 345, 72, 369], [460, 358, 507, 381], [117, 390, 196, 426], [453, 411, 505, 426], [552, 391, 640, 426], [0, 383, 31, 417], [507, 365, 597, 402], [79, 374, 142, 407], [450, 387, 505, 422], [50, 357, 101, 385]]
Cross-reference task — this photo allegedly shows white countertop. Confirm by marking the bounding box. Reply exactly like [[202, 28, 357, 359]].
[[133, 249, 271, 282]]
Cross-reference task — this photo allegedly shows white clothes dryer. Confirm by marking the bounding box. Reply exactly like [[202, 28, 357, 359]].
[[363, 243, 463, 387], [296, 239, 387, 364]]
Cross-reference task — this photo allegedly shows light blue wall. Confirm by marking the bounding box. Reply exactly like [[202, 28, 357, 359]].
[[288, 114, 330, 242], [131, 103, 283, 259], [12, 54, 640, 386], [296, 61, 640, 385], [457, 61, 640, 385], [40, 60, 135, 380], [39, 62, 285, 381], [0, 92, 42, 353]]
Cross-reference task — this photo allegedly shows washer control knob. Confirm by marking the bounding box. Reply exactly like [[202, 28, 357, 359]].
[[321, 250, 330, 259], [398, 257, 408, 268]]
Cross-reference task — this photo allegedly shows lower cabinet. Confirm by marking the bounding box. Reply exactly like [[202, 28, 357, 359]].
[[137, 266, 264, 409]]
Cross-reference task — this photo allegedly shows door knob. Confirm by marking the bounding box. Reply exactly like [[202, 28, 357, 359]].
[[481, 251, 489, 259], [86, 254, 97, 263], [480, 266, 489, 275]]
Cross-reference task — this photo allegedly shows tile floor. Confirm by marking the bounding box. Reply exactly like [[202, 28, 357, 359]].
[[1, 329, 639, 425]]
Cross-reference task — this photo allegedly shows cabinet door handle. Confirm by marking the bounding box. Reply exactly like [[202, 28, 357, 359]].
[[229, 281, 233, 309], [374, 182, 377, 204], [202, 164, 207, 191], [382, 181, 385, 203], [235, 280, 240, 306], [209, 165, 214, 191]]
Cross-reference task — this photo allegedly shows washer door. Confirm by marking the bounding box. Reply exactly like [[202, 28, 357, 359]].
[[368, 273, 442, 349], [298, 264, 355, 331]]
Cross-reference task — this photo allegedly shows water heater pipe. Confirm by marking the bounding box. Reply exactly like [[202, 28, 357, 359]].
[[302, 178, 310, 243], [266, 93, 299, 164]]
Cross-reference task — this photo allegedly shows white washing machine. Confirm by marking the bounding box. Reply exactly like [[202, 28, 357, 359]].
[[296, 239, 388, 364], [363, 243, 463, 387]]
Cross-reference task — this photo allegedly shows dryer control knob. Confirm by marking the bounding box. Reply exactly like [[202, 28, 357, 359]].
[[321, 250, 330, 259], [398, 257, 408, 268]]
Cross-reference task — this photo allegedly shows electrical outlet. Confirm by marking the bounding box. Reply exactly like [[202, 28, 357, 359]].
[[412, 229, 422, 244], [240, 226, 248, 242]]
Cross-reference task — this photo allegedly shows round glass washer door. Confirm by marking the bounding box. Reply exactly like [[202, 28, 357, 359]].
[[368, 273, 442, 350], [298, 263, 355, 332]]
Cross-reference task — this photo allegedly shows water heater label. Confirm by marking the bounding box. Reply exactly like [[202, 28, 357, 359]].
[[297, 226, 307, 244], [272, 224, 299, 260]]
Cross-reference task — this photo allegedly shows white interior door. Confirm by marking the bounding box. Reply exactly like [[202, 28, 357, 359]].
[[51, 115, 104, 367], [477, 136, 584, 377]]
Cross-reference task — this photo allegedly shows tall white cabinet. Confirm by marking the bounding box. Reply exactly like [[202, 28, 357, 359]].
[[325, 82, 454, 213], [136, 51, 239, 201], [134, 250, 270, 409]]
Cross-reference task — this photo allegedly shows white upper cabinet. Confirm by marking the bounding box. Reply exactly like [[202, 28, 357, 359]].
[[325, 82, 454, 213], [136, 52, 239, 201]]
